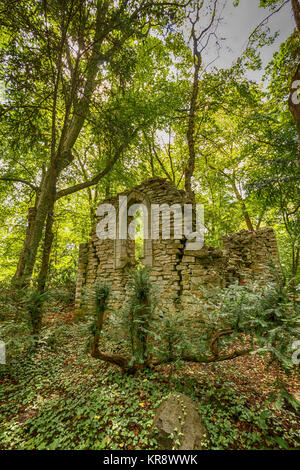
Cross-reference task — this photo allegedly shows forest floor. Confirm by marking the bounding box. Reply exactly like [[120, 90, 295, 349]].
[[0, 304, 299, 450]]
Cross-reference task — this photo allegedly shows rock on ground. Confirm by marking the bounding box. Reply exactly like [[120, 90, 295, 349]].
[[152, 392, 208, 450]]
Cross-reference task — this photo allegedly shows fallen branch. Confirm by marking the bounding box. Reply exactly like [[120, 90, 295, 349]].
[[91, 346, 252, 374]]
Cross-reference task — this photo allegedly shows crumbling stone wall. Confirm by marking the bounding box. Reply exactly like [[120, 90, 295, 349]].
[[179, 228, 279, 313], [223, 228, 279, 284], [75, 178, 279, 316]]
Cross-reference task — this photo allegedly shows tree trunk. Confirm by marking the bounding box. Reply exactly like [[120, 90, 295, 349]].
[[184, 1, 217, 197], [37, 208, 55, 293], [13, 165, 58, 287], [292, 245, 300, 280], [12, 42, 102, 286], [138, 297, 149, 362], [291, 0, 300, 37], [185, 56, 200, 198], [289, 0, 300, 166], [12, 206, 37, 286], [11, 3, 107, 288], [90, 298, 105, 358]]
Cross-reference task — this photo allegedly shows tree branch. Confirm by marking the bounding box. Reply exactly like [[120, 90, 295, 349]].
[[56, 145, 124, 200], [245, 0, 290, 50], [0, 176, 38, 191]]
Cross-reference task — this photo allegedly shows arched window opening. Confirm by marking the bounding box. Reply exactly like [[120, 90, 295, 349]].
[[115, 193, 153, 268]]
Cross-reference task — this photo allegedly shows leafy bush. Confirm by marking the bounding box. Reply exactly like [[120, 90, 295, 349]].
[[0, 320, 34, 373], [46, 264, 77, 304], [198, 279, 300, 373]]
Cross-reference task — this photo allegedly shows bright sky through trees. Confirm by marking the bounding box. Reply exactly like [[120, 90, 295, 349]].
[[196, 0, 293, 81]]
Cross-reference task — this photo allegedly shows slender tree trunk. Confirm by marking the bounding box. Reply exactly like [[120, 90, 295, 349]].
[[185, 55, 200, 198], [139, 297, 149, 362], [207, 163, 255, 232], [292, 245, 300, 279], [37, 207, 55, 293], [230, 180, 254, 231], [255, 209, 265, 230], [12, 206, 37, 286], [184, 1, 217, 197]]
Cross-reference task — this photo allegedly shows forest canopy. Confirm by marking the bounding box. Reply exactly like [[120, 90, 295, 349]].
[[0, 0, 299, 286], [0, 0, 298, 288]]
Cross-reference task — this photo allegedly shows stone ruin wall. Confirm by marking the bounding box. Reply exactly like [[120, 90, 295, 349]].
[[75, 178, 279, 317], [179, 227, 279, 313]]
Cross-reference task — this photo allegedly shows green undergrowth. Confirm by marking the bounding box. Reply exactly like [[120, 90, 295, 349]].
[[0, 321, 299, 450]]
